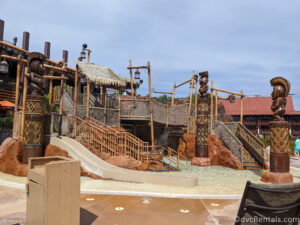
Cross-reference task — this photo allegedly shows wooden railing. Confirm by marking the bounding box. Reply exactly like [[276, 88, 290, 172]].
[[85, 117, 187, 169], [237, 122, 268, 166], [70, 116, 148, 164], [0, 88, 15, 103]]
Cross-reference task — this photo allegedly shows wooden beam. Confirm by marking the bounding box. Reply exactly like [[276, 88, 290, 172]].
[[43, 76, 68, 80], [171, 82, 176, 106], [129, 60, 134, 98], [152, 90, 172, 95], [166, 105, 169, 127], [187, 71, 195, 133], [175, 78, 192, 88], [147, 61, 155, 147], [210, 80, 214, 133], [86, 78, 90, 118], [240, 90, 244, 124], [212, 88, 245, 97], [127, 65, 148, 70], [14, 55, 21, 111], [215, 90, 218, 122], [0, 41, 76, 73], [194, 75, 198, 117]]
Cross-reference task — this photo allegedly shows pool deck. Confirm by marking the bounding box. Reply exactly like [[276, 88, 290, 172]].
[[0, 185, 240, 225]]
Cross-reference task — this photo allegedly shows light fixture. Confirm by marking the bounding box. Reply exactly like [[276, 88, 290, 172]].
[[134, 69, 140, 80], [80, 49, 86, 59], [80, 78, 86, 84], [0, 59, 9, 74]]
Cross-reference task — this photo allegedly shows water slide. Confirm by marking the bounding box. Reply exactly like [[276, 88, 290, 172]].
[[50, 136, 197, 187]]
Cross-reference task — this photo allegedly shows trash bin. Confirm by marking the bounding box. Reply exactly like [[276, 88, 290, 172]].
[[26, 156, 80, 225]]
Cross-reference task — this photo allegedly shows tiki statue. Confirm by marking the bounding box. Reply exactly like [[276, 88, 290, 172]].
[[270, 77, 290, 121], [269, 76, 291, 173], [199, 71, 209, 96], [21, 52, 46, 163], [27, 52, 46, 96], [196, 71, 209, 157]]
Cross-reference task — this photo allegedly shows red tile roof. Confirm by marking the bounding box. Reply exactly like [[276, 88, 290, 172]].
[[218, 96, 300, 116]]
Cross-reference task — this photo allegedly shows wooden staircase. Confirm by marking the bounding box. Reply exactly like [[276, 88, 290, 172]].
[[236, 122, 269, 170], [242, 148, 263, 170], [70, 116, 187, 170]]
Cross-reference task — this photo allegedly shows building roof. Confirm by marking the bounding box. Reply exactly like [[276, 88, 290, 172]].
[[76, 61, 140, 89], [218, 96, 300, 116]]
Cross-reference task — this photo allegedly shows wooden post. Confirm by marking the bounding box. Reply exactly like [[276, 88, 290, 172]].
[[58, 61, 66, 136], [166, 105, 169, 127], [118, 89, 121, 128], [187, 71, 195, 133], [44, 42, 51, 58], [129, 60, 134, 98], [20, 67, 29, 141], [44, 42, 51, 95], [240, 90, 244, 124], [86, 78, 90, 118], [171, 82, 176, 106], [14, 55, 21, 111], [19, 31, 30, 107], [147, 61, 155, 148], [48, 79, 53, 109], [62, 50, 68, 64], [194, 75, 198, 117], [210, 80, 214, 133], [0, 19, 4, 41], [215, 91, 218, 122], [22, 32, 30, 51], [74, 65, 78, 134]]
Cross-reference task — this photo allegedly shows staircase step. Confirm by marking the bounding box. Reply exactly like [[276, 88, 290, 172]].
[[242, 158, 257, 162], [243, 161, 260, 166], [243, 165, 263, 170]]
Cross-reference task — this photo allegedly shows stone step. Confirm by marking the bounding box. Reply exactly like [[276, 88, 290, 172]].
[[243, 165, 263, 170]]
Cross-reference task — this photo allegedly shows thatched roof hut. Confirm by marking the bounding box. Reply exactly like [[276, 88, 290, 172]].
[[76, 61, 140, 89]]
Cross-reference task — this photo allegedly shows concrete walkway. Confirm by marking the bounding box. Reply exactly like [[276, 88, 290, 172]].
[[0, 184, 240, 225]]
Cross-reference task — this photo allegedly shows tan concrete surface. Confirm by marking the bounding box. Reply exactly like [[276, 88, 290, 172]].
[[0, 185, 240, 225]]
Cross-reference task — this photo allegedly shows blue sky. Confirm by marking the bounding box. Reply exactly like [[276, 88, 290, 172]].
[[1, 0, 300, 109]]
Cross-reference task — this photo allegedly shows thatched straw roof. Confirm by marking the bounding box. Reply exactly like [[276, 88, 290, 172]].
[[76, 61, 140, 89]]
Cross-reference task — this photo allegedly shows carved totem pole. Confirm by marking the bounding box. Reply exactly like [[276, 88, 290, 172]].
[[22, 52, 46, 163], [195, 71, 209, 157], [269, 77, 290, 172], [261, 76, 293, 183]]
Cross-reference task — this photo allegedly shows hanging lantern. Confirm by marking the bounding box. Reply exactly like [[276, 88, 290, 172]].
[[80, 77, 86, 84], [134, 69, 140, 80], [0, 59, 9, 74], [228, 94, 236, 103]]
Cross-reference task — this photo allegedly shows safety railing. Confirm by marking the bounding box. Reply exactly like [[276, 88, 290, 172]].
[[237, 122, 268, 165]]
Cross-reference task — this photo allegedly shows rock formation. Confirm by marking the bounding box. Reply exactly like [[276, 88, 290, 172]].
[[178, 133, 243, 170]]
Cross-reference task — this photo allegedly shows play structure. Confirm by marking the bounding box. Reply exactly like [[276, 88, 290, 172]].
[[0, 19, 294, 187]]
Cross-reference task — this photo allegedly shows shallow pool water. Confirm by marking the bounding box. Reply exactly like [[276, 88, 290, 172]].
[[2, 165, 300, 196]]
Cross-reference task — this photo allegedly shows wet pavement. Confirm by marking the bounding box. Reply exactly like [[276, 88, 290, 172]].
[[0, 185, 240, 225]]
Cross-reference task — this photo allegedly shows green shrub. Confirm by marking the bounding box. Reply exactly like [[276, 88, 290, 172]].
[[259, 137, 270, 147]]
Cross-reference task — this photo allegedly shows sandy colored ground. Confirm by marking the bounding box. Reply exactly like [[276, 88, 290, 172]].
[[0, 185, 240, 225]]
